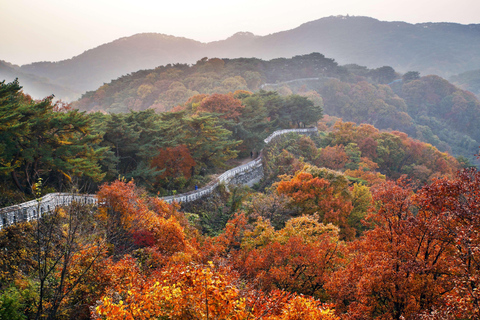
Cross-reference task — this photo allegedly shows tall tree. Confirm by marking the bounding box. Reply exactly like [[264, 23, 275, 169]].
[[184, 114, 240, 172], [151, 144, 196, 192], [0, 80, 105, 193], [236, 216, 344, 299], [284, 94, 323, 128]]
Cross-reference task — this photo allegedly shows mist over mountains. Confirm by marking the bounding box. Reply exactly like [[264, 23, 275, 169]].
[[2, 15, 480, 101]]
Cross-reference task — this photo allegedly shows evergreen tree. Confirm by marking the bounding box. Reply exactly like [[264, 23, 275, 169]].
[[0, 79, 106, 193]]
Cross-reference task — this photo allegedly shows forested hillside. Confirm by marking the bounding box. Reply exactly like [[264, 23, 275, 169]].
[[450, 68, 480, 97], [74, 54, 480, 165], [3, 79, 480, 319]]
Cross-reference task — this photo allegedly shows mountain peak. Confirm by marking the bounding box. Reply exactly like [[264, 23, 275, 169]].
[[227, 32, 258, 40]]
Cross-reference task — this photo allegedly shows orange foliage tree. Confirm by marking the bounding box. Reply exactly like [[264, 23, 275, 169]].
[[94, 261, 250, 320], [249, 289, 340, 320], [234, 216, 344, 300], [197, 93, 245, 121], [276, 167, 354, 239], [200, 212, 250, 261], [264, 295, 339, 320], [96, 180, 195, 259], [412, 168, 480, 318], [94, 258, 339, 320], [323, 121, 460, 181], [344, 157, 386, 186]]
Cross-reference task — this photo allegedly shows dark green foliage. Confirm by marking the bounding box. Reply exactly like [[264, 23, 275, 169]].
[[231, 95, 269, 156], [284, 94, 322, 127], [1, 78, 324, 198], [91, 109, 241, 192], [0, 80, 106, 194], [72, 50, 480, 165], [184, 114, 240, 172], [344, 143, 361, 170], [232, 91, 322, 156], [0, 287, 26, 320], [402, 71, 420, 83], [91, 110, 164, 184], [368, 66, 398, 84]]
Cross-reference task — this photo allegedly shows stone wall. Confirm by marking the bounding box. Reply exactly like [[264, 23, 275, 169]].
[[229, 164, 264, 186], [0, 127, 318, 229], [0, 194, 97, 230]]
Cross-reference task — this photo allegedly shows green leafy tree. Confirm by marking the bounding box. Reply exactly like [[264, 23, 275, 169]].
[[368, 66, 398, 84], [92, 110, 167, 186], [284, 94, 323, 128], [0, 286, 26, 320], [185, 114, 240, 172]]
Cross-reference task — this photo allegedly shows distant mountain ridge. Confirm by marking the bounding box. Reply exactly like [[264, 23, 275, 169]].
[[3, 15, 480, 100], [17, 33, 206, 99], [0, 60, 78, 100]]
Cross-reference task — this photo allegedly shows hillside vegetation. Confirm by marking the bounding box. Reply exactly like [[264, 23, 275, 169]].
[[74, 54, 480, 165], [450, 68, 480, 97], [3, 80, 479, 319]]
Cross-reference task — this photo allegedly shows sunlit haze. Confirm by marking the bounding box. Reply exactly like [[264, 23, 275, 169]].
[[1, 0, 479, 65]]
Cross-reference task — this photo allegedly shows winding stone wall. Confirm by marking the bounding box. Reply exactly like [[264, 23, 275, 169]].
[[0, 194, 97, 230], [0, 127, 318, 230]]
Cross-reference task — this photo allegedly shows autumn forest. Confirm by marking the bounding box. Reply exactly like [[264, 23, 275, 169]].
[[1, 46, 480, 320]]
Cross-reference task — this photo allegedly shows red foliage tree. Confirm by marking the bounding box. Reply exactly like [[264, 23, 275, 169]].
[[197, 93, 245, 121], [328, 170, 480, 319], [317, 145, 348, 170], [151, 144, 196, 180], [97, 180, 194, 259]]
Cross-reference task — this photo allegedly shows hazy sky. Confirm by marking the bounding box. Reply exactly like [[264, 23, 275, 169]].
[[1, 0, 479, 65]]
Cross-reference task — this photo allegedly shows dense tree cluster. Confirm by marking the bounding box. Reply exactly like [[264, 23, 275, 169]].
[[2, 162, 478, 319], [289, 72, 480, 166], [0, 79, 322, 202], [318, 120, 460, 182]]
